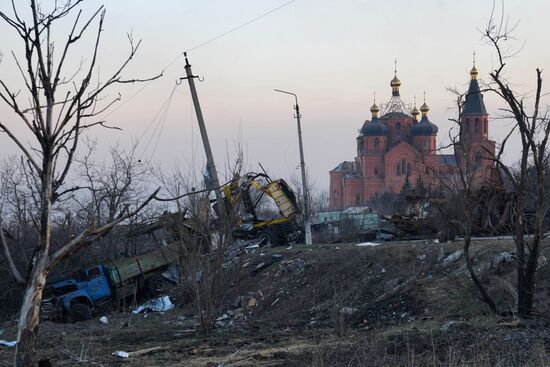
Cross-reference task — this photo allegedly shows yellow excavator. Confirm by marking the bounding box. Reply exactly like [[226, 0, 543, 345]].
[[222, 172, 301, 246]]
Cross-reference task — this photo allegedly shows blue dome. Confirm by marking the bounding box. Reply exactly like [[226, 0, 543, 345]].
[[410, 116, 438, 136], [360, 117, 389, 136]]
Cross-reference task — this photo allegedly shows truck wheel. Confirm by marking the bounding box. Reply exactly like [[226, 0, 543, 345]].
[[258, 230, 276, 247], [68, 303, 92, 323]]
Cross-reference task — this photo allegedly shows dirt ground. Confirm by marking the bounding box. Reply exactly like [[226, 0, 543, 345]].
[[1, 239, 550, 366]]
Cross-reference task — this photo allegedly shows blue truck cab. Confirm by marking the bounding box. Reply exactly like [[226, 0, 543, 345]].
[[41, 265, 113, 322]]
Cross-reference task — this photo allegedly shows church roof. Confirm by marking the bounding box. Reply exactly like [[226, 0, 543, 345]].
[[360, 117, 389, 136], [463, 76, 487, 115], [410, 115, 438, 136], [331, 161, 356, 173]]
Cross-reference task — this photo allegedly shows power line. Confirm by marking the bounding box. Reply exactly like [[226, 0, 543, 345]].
[[186, 0, 297, 52], [103, 0, 297, 117]]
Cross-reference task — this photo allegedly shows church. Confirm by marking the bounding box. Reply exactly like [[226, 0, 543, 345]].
[[329, 62, 496, 210]]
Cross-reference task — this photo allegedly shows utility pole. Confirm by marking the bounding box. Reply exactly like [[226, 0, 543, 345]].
[[181, 53, 226, 220], [274, 89, 312, 245]]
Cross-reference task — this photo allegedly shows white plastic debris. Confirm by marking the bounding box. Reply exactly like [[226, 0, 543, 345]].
[[99, 316, 108, 324], [355, 242, 381, 247], [133, 295, 174, 314], [0, 340, 17, 347], [112, 351, 129, 358]]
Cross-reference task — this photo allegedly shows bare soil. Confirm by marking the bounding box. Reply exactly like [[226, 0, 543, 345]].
[[1, 239, 550, 366]]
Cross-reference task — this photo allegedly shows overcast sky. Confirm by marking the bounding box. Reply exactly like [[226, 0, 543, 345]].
[[0, 0, 548, 192]]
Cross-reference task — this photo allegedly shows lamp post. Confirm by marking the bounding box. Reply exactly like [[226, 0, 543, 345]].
[[274, 89, 312, 245]]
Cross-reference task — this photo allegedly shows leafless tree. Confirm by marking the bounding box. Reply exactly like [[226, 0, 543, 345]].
[[422, 90, 498, 314], [482, 2, 550, 317], [0, 1, 160, 365]]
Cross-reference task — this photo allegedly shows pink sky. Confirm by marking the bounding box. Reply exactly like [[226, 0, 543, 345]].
[[0, 0, 548, 192]]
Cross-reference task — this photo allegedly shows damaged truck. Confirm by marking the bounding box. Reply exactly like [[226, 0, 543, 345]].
[[222, 172, 302, 246], [40, 243, 178, 322]]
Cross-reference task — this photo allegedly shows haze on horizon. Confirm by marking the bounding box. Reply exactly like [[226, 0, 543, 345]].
[[0, 0, 548, 193]]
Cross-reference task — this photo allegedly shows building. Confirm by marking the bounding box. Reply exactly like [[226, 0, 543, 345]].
[[329, 63, 495, 210]]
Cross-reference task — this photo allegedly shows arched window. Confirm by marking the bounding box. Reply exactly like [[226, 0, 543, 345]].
[[355, 194, 361, 206], [475, 118, 480, 132], [374, 167, 379, 176], [396, 163, 401, 175], [407, 163, 411, 174], [374, 138, 380, 150], [424, 138, 429, 151], [401, 159, 406, 175]]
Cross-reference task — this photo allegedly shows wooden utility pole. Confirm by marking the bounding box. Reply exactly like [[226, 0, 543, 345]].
[[182, 53, 226, 219]]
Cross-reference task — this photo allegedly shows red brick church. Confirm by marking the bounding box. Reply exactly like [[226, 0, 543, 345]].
[[329, 62, 495, 210]]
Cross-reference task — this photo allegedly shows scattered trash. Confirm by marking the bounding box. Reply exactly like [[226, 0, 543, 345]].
[[248, 297, 257, 307], [442, 250, 463, 267], [0, 340, 17, 347], [417, 254, 427, 261], [99, 316, 108, 324], [161, 264, 180, 284], [271, 298, 280, 306], [272, 254, 284, 262], [133, 295, 174, 314], [112, 347, 168, 358], [433, 239, 440, 244], [355, 242, 381, 247], [217, 314, 230, 321], [112, 351, 129, 358]]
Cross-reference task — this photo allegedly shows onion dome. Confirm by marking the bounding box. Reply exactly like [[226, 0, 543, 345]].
[[410, 101, 438, 136], [390, 75, 401, 88], [470, 64, 478, 80], [370, 102, 380, 118], [411, 97, 420, 121], [361, 117, 389, 136], [420, 102, 430, 116]]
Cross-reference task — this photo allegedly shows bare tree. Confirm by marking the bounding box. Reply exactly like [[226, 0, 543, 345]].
[[482, 2, 550, 317], [0, 2, 160, 365], [421, 88, 498, 314]]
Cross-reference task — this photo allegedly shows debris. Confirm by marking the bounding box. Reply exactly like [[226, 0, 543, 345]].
[[112, 351, 129, 358], [133, 295, 174, 314], [99, 316, 108, 324], [271, 298, 280, 306], [338, 307, 358, 315], [442, 250, 463, 267], [355, 242, 381, 247], [162, 264, 180, 284], [417, 254, 427, 261], [0, 340, 17, 347], [272, 254, 284, 262], [248, 297, 257, 307], [217, 314, 230, 321], [433, 239, 440, 244], [490, 252, 515, 274], [112, 347, 168, 358]]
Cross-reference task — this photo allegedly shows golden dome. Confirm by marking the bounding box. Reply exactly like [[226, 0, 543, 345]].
[[420, 102, 429, 115], [370, 102, 380, 118], [411, 105, 420, 118], [470, 64, 478, 80], [390, 75, 401, 88]]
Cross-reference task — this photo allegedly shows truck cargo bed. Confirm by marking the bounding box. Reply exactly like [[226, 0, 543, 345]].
[[106, 243, 179, 288]]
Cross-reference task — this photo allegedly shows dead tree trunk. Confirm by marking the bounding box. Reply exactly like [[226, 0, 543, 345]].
[[0, 2, 161, 365]]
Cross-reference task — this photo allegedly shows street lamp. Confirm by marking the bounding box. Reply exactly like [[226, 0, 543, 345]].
[[274, 89, 312, 245]]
